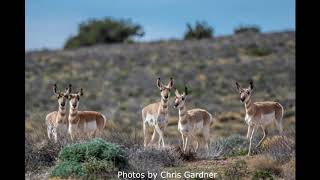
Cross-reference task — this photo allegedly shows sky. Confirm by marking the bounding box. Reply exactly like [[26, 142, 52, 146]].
[[25, 0, 295, 51]]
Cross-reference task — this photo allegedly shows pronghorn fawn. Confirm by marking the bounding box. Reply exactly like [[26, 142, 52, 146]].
[[142, 77, 174, 148], [173, 86, 213, 154], [235, 80, 284, 156], [46, 84, 71, 143], [68, 86, 107, 141]]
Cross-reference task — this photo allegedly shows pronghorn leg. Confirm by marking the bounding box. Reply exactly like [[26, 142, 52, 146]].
[[184, 136, 189, 152], [143, 123, 149, 147], [47, 125, 52, 140], [247, 126, 256, 156], [155, 125, 165, 148], [181, 134, 185, 150], [246, 126, 251, 139], [150, 129, 157, 145], [203, 127, 210, 154], [52, 128, 58, 143], [195, 138, 199, 152], [256, 126, 267, 148]]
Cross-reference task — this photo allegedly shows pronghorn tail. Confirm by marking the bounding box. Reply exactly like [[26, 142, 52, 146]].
[[275, 103, 284, 134], [209, 111, 215, 126], [102, 114, 107, 129]]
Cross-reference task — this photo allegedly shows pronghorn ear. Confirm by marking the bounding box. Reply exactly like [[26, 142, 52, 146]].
[[249, 80, 254, 90], [157, 77, 162, 89], [167, 77, 174, 89], [235, 82, 241, 91], [184, 86, 188, 96], [175, 88, 180, 96], [53, 84, 59, 95]]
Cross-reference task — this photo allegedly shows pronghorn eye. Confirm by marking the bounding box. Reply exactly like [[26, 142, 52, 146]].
[[247, 91, 250, 95], [182, 97, 185, 101]]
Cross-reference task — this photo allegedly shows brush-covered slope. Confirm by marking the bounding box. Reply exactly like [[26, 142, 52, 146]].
[[25, 31, 295, 129]]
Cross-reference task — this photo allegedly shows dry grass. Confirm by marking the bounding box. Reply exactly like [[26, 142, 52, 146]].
[[248, 155, 282, 177]]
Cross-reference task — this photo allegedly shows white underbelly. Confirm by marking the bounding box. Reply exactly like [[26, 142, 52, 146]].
[[178, 123, 193, 135], [260, 112, 275, 124], [84, 121, 97, 132], [145, 113, 168, 127]]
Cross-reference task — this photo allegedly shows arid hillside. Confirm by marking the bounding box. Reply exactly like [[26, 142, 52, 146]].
[[25, 31, 295, 179]]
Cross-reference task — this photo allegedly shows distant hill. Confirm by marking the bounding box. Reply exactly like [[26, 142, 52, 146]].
[[25, 31, 295, 126]]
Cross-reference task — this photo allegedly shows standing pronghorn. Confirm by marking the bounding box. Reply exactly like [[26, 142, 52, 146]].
[[46, 84, 71, 143], [142, 77, 174, 148], [235, 80, 284, 156], [173, 86, 214, 153], [68, 86, 107, 141]]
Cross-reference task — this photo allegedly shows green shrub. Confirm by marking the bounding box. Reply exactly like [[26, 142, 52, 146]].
[[252, 170, 274, 180], [82, 157, 117, 174], [245, 44, 272, 57], [50, 138, 128, 178], [58, 138, 127, 168], [234, 25, 261, 34], [50, 161, 85, 178], [64, 17, 144, 49], [184, 21, 214, 40]]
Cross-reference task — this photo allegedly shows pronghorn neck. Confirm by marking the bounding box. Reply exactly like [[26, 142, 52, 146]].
[[69, 107, 78, 117], [244, 98, 255, 115], [58, 106, 67, 116], [178, 104, 187, 120], [160, 98, 168, 110]]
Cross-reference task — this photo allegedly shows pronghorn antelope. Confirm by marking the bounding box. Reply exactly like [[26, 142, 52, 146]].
[[142, 77, 174, 148], [235, 80, 284, 156], [173, 86, 214, 153], [46, 84, 71, 143], [68, 86, 107, 141]]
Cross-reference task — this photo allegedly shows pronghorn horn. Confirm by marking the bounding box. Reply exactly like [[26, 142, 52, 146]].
[[53, 84, 58, 95], [157, 77, 162, 88], [79, 88, 84, 96], [66, 84, 72, 94], [249, 80, 254, 89], [185, 86, 188, 95], [235, 82, 240, 90], [168, 77, 174, 88]]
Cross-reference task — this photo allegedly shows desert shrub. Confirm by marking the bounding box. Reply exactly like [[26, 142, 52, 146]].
[[184, 21, 214, 40], [25, 135, 64, 172], [58, 138, 127, 168], [50, 138, 127, 178], [248, 155, 282, 177], [82, 157, 117, 175], [64, 17, 144, 49], [50, 161, 85, 178], [260, 136, 295, 163], [252, 170, 274, 180], [224, 160, 248, 179], [244, 44, 272, 56], [234, 25, 261, 34], [210, 135, 250, 158], [127, 146, 182, 172]]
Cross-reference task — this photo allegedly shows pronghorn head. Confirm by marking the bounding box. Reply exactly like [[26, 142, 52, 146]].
[[235, 80, 254, 103], [157, 77, 174, 101], [68, 87, 83, 110], [53, 84, 71, 109], [174, 86, 188, 108]]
